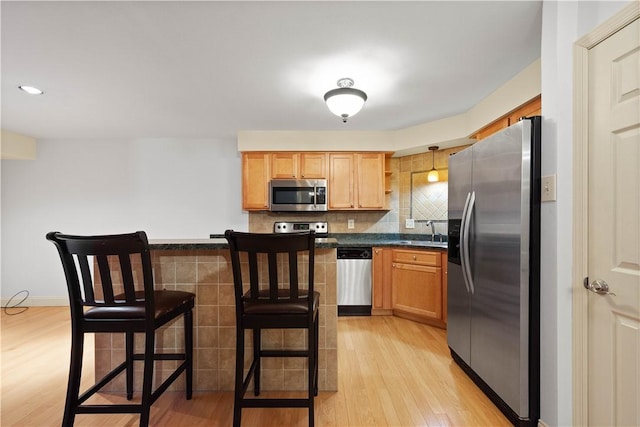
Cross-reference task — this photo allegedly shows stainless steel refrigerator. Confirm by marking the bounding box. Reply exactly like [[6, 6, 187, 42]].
[[447, 116, 540, 426]]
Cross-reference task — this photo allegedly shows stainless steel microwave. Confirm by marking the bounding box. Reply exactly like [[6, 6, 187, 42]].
[[268, 179, 328, 212]]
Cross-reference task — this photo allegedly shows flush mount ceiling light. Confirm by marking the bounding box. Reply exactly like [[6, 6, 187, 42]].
[[428, 146, 440, 182], [323, 78, 367, 123], [18, 85, 44, 95]]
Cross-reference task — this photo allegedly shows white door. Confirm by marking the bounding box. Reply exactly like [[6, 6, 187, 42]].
[[587, 17, 640, 426]]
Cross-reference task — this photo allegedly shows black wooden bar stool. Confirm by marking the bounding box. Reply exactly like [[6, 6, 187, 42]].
[[224, 229, 319, 427], [47, 231, 195, 427]]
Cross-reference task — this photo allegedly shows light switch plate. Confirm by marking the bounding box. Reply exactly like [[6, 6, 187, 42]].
[[405, 218, 415, 228], [347, 219, 355, 229], [541, 175, 557, 202]]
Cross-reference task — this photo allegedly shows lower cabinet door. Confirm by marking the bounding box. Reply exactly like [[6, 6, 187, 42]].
[[392, 262, 442, 321], [372, 247, 393, 315]]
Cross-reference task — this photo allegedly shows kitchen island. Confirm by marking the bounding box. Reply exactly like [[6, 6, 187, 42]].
[[94, 235, 447, 393], [95, 238, 339, 393]]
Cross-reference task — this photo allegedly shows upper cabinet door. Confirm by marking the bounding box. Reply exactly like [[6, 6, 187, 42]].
[[329, 152, 386, 210], [271, 152, 298, 179], [356, 153, 385, 209], [271, 152, 327, 179], [299, 153, 327, 179], [242, 153, 270, 210], [328, 153, 355, 209]]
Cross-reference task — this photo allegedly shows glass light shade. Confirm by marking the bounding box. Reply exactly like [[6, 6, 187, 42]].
[[324, 88, 367, 120], [18, 85, 44, 95], [427, 169, 439, 182]]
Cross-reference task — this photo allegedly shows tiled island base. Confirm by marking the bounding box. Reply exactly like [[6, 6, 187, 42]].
[[94, 247, 337, 392]]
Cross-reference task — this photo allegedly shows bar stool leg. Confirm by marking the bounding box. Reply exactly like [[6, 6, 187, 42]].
[[62, 325, 83, 427], [184, 310, 193, 400], [314, 316, 319, 396], [233, 325, 244, 427], [253, 329, 261, 396], [126, 332, 134, 400], [308, 321, 315, 427], [139, 330, 154, 427]]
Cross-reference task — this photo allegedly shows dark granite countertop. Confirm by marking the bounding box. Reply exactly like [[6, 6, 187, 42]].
[[330, 233, 447, 250], [149, 237, 339, 250], [149, 233, 447, 251]]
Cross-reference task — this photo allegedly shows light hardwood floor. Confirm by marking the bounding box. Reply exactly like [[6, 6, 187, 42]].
[[1, 307, 509, 426]]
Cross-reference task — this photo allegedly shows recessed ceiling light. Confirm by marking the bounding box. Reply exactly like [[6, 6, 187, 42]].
[[18, 85, 44, 95]]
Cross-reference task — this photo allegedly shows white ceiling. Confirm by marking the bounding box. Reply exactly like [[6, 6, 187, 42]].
[[1, 1, 542, 141]]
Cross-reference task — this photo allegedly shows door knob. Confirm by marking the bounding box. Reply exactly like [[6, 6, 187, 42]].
[[584, 277, 616, 296]]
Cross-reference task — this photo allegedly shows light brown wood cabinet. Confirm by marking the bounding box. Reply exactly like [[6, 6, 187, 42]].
[[299, 153, 328, 179], [271, 152, 327, 179], [471, 95, 541, 141], [372, 247, 393, 315], [391, 248, 445, 328], [242, 150, 388, 211], [327, 153, 354, 209], [328, 152, 386, 210], [442, 251, 448, 323], [242, 152, 270, 211], [357, 153, 386, 209]]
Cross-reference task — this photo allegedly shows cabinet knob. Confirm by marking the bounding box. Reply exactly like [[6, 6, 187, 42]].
[[412, 255, 417, 260], [375, 249, 380, 254]]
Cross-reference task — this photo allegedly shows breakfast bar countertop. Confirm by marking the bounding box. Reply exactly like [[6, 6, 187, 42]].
[[149, 234, 447, 251], [149, 237, 339, 250]]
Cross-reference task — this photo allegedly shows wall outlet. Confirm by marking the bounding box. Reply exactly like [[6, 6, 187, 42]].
[[541, 174, 557, 202], [405, 218, 415, 229], [347, 219, 355, 229]]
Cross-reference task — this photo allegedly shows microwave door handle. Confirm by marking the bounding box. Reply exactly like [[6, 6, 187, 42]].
[[313, 184, 317, 209]]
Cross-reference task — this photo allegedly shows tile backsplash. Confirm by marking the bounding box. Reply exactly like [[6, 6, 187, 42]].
[[399, 152, 450, 236], [249, 209, 400, 234], [411, 180, 448, 221]]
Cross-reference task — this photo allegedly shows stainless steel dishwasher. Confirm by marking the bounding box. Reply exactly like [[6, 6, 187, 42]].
[[337, 247, 372, 316]]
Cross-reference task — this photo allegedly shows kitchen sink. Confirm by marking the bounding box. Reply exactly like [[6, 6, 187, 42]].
[[392, 240, 447, 248]]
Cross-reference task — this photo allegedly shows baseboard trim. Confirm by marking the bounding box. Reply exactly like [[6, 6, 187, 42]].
[[1, 296, 68, 307]]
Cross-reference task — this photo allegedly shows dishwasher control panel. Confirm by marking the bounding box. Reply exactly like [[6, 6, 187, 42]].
[[337, 247, 372, 259]]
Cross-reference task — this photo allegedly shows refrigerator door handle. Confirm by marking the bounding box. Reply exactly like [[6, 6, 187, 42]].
[[462, 191, 476, 294], [460, 191, 472, 293]]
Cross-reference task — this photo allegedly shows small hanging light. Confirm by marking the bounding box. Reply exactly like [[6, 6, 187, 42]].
[[324, 78, 367, 123], [427, 146, 439, 182]]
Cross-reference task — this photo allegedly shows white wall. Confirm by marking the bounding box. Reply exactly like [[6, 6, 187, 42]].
[[539, 1, 630, 425], [1, 138, 247, 303]]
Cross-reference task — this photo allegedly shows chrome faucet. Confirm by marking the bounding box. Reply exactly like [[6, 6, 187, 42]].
[[426, 220, 436, 242]]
